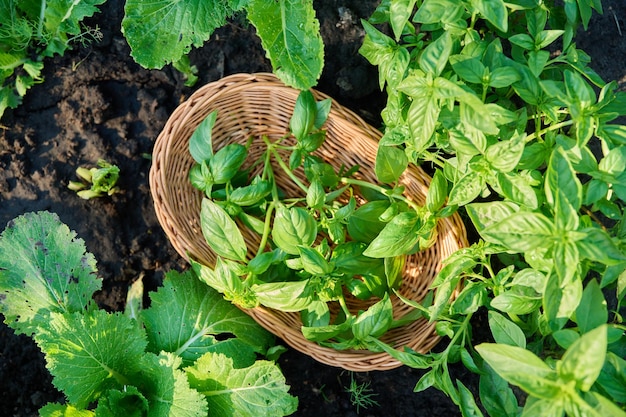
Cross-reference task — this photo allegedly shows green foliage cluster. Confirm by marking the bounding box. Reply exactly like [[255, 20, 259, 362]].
[[0, 211, 297, 416], [68, 159, 121, 199], [357, 0, 626, 415], [120, 0, 324, 90], [187, 90, 450, 350], [0, 0, 105, 119]]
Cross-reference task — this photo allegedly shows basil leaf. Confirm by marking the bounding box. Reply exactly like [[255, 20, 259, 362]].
[[347, 200, 391, 243], [480, 212, 555, 252], [375, 145, 408, 183], [298, 246, 333, 276], [289, 90, 317, 140], [200, 199, 248, 261], [352, 294, 393, 340], [229, 177, 271, 206], [271, 206, 317, 255], [363, 211, 422, 258], [558, 324, 607, 391], [188, 111, 217, 163], [252, 281, 312, 312], [209, 143, 247, 184], [488, 311, 526, 348]]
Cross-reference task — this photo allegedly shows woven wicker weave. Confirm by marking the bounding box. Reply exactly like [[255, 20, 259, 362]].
[[150, 73, 468, 371]]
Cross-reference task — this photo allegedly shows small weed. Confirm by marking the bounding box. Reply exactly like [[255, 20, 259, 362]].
[[344, 372, 380, 414]]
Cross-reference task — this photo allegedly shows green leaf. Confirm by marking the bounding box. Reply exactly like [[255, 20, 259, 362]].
[[389, 0, 418, 40], [252, 280, 312, 311], [450, 281, 487, 315], [485, 134, 525, 173], [306, 177, 325, 209], [363, 211, 422, 258], [186, 352, 298, 417], [94, 385, 148, 417], [352, 294, 393, 340], [229, 178, 272, 207], [138, 352, 208, 417], [574, 279, 608, 334], [246, 0, 323, 90], [122, 0, 238, 68], [545, 148, 582, 210], [544, 271, 583, 331], [472, 0, 508, 32], [488, 311, 526, 348], [466, 201, 519, 232], [0, 211, 101, 335], [448, 170, 486, 206], [480, 212, 554, 252], [271, 206, 317, 255], [142, 270, 272, 367], [375, 145, 408, 183], [458, 379, 485, 417], [298, 246, 333, 275], [347, 200, 390, 243], [200, 199, 248, 261], [426, 169, 448, 212], [290, 90, 317, 140], [419, 31, 453, 76], [35, 311, 147, 408], [479, 364, 519, 417], [490, 291, 541, 315], [558, 324, 607, 391], [475, 343, 562, 399], [39, 404, 95, 417], [209, 144, 248, 184], [188, 111, 217, 163]]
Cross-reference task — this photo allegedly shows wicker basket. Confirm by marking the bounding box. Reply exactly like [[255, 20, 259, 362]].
[[150, 73, 468, 371]]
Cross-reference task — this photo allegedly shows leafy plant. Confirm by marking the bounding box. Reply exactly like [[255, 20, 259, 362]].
[[357, 0, 626, 415], [187, 89, 446, 350], [0, 211, 298, 416], [0, 0, 105, 119], [68, 159, 121, 199], [121, 0, 324, 90], [343, 372, 380, 414]]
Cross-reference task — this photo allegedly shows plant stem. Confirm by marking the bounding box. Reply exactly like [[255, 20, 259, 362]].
[[339, 177, 421, 212], [256, 202, 275, 255], [525, 119, 574, 143]]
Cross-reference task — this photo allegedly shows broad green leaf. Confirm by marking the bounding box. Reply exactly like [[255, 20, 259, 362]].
[[39, 404, 95, 417], [229, 178, 272, 206], [457, 379, 485, 417], [489, 66, 521, 88], [450, 56, 485, 84], [450, 281, 487, 315], [558, 324, 607, 391], [186, 352, 298, 417], [490, 291, 541, 315], [188, 111, 217, 163], [479, 364, 519, 417], [481, 212, 554, 252], [472, 0, 508, 32], [475, 343, 562, 399], [389, 0, 418, 40], [142, 270, 272, 367], [298, 246, 333, 275], [574, 279, 608, 334], [352, 294, 393, 340], [488, 311, 526, 348], [413, 0, 464, 24], [272, 206, 317, 255], [583, 391, 626, 417], [406, 93, 440, 153], [35, 311, 147, 408], [0, 211, 101, 335], [485, 134, 525, 173], [306, 177, 325, 209], [426, 169, 448, 212], [363, 211, 422, 258], [544, 272, 583, 331], [466, 201, 519, 232], [247, 0, 323, 90], [520, 397, 565, 417], [290, 90, 317, 140], [252, 280, 312, 311], [375, 145, 408, 183], [419, 31, 453, 76], [347, 201, 390, 243], [209, 144, 248, 184], [122, 0, 238, 68], [138, 352, 208, 417], [496, 172, 539, 209], [448, 170, 486, 206], [200, 199, 248, 261]]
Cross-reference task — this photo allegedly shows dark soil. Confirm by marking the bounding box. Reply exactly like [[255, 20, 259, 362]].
[[0, 1, 624, 416]]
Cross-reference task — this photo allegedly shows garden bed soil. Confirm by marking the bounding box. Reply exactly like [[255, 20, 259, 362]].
[[1, 1, 625, 416]]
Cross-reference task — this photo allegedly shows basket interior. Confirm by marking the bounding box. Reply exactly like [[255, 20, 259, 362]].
[[150, 73, 468, 371]]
